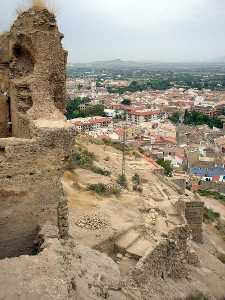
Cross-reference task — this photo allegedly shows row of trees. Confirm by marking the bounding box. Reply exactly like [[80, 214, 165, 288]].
[[107, 79, 171, 94], [169, 110, 224, 129]]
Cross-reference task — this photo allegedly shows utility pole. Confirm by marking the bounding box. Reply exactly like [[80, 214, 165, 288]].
[[121, 122, 127, 177]]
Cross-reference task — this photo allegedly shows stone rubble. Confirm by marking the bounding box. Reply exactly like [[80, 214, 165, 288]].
[[76, 214, 110, 231]]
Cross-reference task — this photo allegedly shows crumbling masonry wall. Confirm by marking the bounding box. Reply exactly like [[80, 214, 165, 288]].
[[131, 226, 190, 283], [0, 7, 67, 139], [185, 201, 204, 243], [176, 197, 204, 243], [0, 7, 73, 259], [0, 33, 10, 137]]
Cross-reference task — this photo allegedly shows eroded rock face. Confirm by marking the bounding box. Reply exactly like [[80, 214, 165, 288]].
[[0, 237, 124, 300], [0, 7, 67, 139], [0, 7, 73, 259]]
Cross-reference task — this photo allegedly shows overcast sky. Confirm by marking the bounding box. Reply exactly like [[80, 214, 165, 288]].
[[1, 0, 225, 63]]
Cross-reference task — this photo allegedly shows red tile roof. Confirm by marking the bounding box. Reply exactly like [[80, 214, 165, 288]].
[[70, 117, 111, 127], [128, 109, 160, 116]]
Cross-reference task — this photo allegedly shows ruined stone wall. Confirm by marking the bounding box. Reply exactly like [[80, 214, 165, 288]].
[[0, 8, 67, 139], [0, 121, 74, 258], [0, 7, 73, 259], [185, 201, 204, 243], [0, 33, 10, 137], [131, 226, 190, 283], [176, 197, 204, 243]]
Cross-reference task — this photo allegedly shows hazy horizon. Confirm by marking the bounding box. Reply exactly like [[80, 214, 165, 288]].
[[1, 0, 225, 64]]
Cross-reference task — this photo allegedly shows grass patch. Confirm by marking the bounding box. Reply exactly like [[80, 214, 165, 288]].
[[89, 138, 104, 145], [69, 147, 111, 176], [184, 291, 209, 300], [87, 183, 120, 196], [203, 207, 220, 223], [102, 138, 130, 153], [92, 166, 111, 176], [70, 148, 95, 169], [197, 189, 225, 205]]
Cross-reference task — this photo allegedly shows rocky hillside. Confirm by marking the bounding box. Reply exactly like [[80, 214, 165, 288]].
[[1, 135, 225, 300], [62, 136, 225, 299]]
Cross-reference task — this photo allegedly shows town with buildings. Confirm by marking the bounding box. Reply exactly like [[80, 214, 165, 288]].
[[67, 71, 225, 192], [1, 1, 225, 300]]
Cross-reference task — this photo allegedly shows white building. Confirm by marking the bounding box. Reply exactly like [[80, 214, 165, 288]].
[[70, 116, 112, 132], [126, 109, 161, 124]]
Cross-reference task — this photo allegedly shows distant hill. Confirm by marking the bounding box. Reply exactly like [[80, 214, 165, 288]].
[[69, 59, 161, 70], [68, 59, 225, 71]]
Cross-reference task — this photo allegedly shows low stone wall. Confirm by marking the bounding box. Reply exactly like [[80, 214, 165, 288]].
[[156, 173, 185, 195], [171, 178, 186, 193]]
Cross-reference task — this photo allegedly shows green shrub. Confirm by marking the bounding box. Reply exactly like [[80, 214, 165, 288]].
[[198, 189, 225, 205], [102, 138, 130, 153], [203, 207, 220, 223], [89, 138, 104, 145], [88, 183, 107, 194], [87, 183, 120, 196], [157, 158, 173, 177], [185, 291, 208, 300], [117, 174, 128, 189], [69, 147, 112, 177], [70, 148, 95, 169], [92, 166, 111, 176], [132, 173, 141, 185]]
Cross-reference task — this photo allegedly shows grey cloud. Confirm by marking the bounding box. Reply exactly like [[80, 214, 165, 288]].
[[1, 0, 225, 63]]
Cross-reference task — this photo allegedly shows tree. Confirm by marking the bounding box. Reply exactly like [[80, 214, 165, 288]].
[[66, 97, 82, 119], [65, 97, 105, 119], [169, 110, 223, 129], [157, 159, 173, 177], [169, 111, 181, 124], [121, 99, 131, 106]]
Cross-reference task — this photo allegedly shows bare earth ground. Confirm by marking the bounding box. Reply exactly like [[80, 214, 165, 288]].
[[62, 138, 225, 299]]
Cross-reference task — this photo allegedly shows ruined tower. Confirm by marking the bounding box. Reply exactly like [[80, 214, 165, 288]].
[[0, 6, 74, 259]]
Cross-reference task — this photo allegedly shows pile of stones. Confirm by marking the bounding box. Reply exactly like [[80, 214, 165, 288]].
[[76, 214, 110, 231]]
